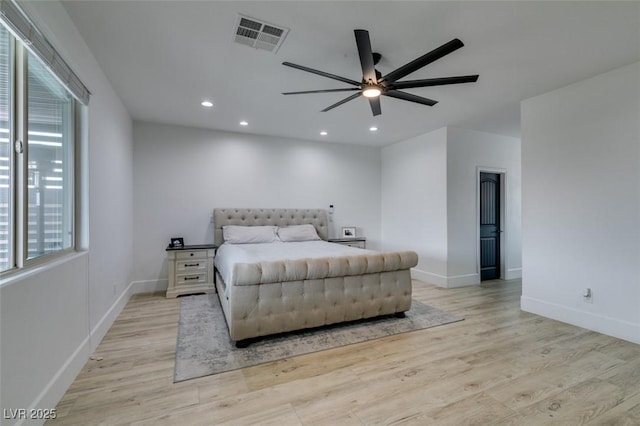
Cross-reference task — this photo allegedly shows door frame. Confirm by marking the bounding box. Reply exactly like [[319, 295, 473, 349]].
[[476, 167, 507, 281]]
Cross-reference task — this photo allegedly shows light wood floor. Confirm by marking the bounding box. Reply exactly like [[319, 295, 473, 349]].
[[49, 279, 640, 425]]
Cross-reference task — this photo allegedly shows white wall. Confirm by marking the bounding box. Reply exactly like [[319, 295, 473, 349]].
[[521, 62, 640, 343], [132, 122, 381, 289], [381, 127, 522, 288], [0, 1, 134, 423], [447, 127, 522, 286], [381, 128, 449, 285]]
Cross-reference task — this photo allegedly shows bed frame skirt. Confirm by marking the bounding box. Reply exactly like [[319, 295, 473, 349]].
[[215, 267, 413, 343]]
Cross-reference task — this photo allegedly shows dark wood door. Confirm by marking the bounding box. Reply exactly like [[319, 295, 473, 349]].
[[480, 172, 500, 281]]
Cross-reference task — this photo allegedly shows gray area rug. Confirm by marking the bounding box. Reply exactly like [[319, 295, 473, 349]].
[[174, 293, 463, 382]]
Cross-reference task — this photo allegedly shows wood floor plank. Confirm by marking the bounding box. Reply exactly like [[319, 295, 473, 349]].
[[585, 391, 640, 425], [496, 378, 626, 425], [485, 348, 625, 411], [48, 279, 640, 425], [215, 404, 302, 426], [418, 392, 516, 426]]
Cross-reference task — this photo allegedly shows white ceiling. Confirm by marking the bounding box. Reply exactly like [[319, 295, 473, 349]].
[[62, 1, 639, 146]]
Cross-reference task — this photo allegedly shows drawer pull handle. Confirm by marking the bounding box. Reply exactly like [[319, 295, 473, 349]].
[[184, 263, 200, 267], [184, 276, 200, 281]]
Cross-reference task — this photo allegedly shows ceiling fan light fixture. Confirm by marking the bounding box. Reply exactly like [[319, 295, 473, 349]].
[[281, 30, 477, 116], [362, 85, 381, 98]]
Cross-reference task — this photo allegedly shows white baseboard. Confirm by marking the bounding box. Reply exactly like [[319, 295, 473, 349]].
[[22, 281, 135, 426], [505, 268, 522, 280], [131, 279, 167, 294], [446, 273, 480, 288], [411, 268, 480, 288], [89, 280, 136, 352], [411, 268, 447, 287], [521, 296, 640, 344], [20, 335, 92, 426]]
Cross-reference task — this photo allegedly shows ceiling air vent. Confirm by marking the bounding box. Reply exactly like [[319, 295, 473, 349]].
[[233, 14, 289, 53]]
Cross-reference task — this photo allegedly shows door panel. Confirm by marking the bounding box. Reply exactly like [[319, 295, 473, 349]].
[[480, 173, 500, 281]]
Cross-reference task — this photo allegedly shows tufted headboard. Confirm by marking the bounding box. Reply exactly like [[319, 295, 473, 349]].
[[213, 208, 329, 246]]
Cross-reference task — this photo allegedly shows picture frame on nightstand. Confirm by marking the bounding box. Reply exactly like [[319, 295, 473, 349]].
[[170, 237, 184, 248], [341, 227, 356, 238]]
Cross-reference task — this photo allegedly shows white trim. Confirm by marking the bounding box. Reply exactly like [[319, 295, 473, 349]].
[[411, 268, 447, 287], [0, 251, 86, 289], [505, 268, 522, 280], [131, 278, 168, 294], [411, 268, 480, 288], [20, 334, 92, 426], [521, 296, 640, 344], [22, 278, 133, 426], [89, 280, 135, 351], [20, 277, 171, 425], [446, 273, 480, 288]]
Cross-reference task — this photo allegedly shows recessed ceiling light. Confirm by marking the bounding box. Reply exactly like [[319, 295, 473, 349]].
[[369, 126, 378, 132], [201, 100, 213, 108], [320, 131, 328, 136], [239, 121, 248, 126]]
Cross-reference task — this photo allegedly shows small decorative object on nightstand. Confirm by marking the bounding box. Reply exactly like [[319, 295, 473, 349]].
[[329, 237, 366, 249], [165, 244, 216, 298], [341, 226, 356, 238]]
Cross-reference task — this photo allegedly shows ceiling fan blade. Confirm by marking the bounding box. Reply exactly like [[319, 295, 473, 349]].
[[381, 38, 464, 84], [392, 75, 479, 90], [369, 97, 381, 116], [354, 29, 377, 84], [282, 88, 360, 95], [321, 93, 361, 112], [384, 90, 438, 106], [283, 62, 361, 87]]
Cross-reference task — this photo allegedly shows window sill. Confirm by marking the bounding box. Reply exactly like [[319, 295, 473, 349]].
[[0, 250, 88, 289]]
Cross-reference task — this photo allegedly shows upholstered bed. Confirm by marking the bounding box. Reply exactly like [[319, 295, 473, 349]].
[[213, 208, 418, 347]]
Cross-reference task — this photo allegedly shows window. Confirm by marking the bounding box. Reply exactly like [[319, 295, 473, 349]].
[[26, 50, 74, 261], [0, 3, 87, 273], [0, 25, 13, 271]]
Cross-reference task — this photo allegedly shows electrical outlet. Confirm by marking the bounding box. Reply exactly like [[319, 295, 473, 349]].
[[583, 288, 593, 303]]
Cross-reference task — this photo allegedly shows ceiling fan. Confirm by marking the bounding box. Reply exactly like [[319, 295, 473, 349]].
[[282, 29, 479, 116]]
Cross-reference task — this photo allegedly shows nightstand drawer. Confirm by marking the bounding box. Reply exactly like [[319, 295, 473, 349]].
[[328, 238, 366, 249], [342, 241, 366, 249], [177, 259, 207, 273], [176, 251, 206, 260], [177, 273, 207, 286]]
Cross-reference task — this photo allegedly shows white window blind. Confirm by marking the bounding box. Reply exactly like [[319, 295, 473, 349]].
[[0, 0, 90, 105], [0, 25, 10, 271], [27, 50, 74, 259], [0, 20, 78, 272]]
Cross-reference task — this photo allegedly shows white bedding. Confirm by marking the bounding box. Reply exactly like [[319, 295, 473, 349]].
[[215, 240, 373, 291]]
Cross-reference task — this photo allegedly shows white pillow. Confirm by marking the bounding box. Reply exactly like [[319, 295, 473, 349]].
[[277, 224, 321, 242], [222, 225, 277, 244]]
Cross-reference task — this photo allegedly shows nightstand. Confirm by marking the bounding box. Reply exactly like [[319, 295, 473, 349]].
[[165, 244, 216, 298], [328, 237, 366, 249]]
